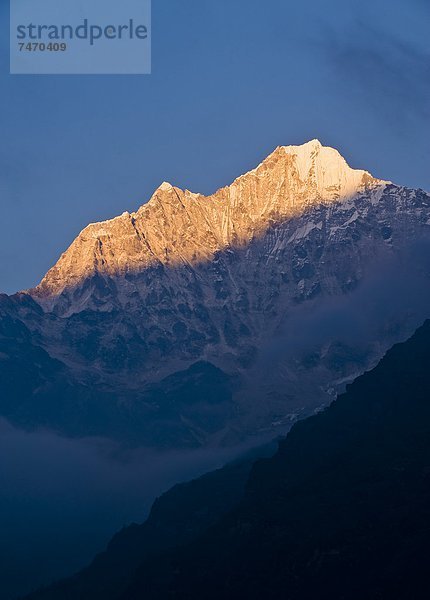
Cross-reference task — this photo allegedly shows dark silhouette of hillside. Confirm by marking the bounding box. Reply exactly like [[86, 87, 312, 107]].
[[121, 319, 430, 599], [26, 319, 430, 600], [23, 443, 276, 600]]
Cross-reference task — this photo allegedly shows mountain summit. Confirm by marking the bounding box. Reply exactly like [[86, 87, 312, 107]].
[[1, 140, 429, 447], [31, 140, 385, 314]]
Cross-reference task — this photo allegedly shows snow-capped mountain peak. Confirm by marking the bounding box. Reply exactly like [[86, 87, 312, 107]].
[[30, 140, 389, 312]]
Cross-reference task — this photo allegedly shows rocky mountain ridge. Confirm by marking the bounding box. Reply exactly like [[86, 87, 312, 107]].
[[31, 139, 385, 315]]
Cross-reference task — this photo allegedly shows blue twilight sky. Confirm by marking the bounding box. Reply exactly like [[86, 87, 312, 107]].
[[0, 0, 429, 293]]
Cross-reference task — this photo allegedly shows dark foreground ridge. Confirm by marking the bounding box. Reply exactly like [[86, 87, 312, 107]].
[[27, 319, 430, 599], [23, 443, 276, 600]]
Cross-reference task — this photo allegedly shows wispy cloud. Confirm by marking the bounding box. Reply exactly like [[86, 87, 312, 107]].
[[322, 18, 430, 128]]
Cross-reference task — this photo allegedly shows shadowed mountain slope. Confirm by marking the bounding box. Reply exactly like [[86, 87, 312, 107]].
[[1, 140, 430, 447], [119, 319, 430, 599], [25, 319, 430, 600]]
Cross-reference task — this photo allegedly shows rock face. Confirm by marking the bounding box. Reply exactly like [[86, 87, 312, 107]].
[[1, 140, 430, 446], [32, 140, 383, 314]]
